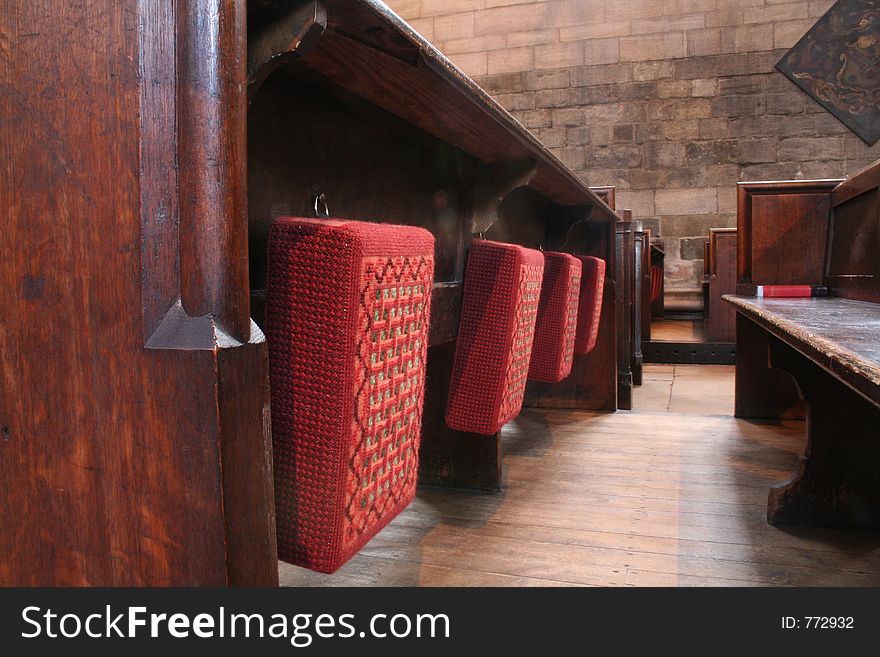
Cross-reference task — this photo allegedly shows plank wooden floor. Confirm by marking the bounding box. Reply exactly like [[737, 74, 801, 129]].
[[651, 318, 707, 343], [280, 364, 880, 586]]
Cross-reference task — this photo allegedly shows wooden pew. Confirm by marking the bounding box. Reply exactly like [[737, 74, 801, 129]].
[[726, 161, 880, 528], [630, 220, 647, 387], [732, 177, 842, 418], [522, 190, 619, 414], [248, 2, 621, 494], [0, 0, 619, 585], [705, 228, 737, 343], [578, 196, 643, 404]]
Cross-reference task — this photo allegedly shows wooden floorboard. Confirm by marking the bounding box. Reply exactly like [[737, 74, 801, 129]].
[[280, 365, 880, 587]]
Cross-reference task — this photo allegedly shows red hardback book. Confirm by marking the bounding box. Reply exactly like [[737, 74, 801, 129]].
[[756, 285, 816, 298]]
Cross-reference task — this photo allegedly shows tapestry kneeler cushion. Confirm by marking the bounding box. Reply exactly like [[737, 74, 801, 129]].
[[446, 240, 544, 435], [528, 252, 583, 383], [573, 256, 606, 355], [267, 217, 435, 573]]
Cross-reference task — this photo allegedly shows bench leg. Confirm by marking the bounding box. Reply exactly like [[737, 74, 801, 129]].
[[617, 372, 633, 410], [632, 351, 643, 387], [417, 342, 503, 492], [734, 313, 803, 419], [767, 338, 880, 529]]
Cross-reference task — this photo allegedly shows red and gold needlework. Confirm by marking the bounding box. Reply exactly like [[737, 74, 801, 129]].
[[528, 252, 583, 383], [446, 240, 544, 435], [574, 256, 606, 356], [267, 217, 434, 573]]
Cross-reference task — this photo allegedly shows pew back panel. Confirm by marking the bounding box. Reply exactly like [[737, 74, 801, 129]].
[[706, 229, 737, 343], [736, 180, 842, 294], [827, 161, 880, 303]]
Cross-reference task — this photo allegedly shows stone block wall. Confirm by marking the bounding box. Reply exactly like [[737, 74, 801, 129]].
[[386, 0, 880, 309]]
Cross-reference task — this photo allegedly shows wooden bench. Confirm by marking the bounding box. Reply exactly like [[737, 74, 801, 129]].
[[0, 0, 621, 585], [246, 2, 627, 493], [727, 159, 880, 529]]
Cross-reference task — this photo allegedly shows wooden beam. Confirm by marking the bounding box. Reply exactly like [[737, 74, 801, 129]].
[[247, 1, 327, 97]]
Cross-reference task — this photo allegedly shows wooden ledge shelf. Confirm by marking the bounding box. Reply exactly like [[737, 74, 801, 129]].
[[724, 295, 880, 406]]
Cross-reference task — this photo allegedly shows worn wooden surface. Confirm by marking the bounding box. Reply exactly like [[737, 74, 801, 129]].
[[280, 366, 880, 586], [728, 295, 880, 528], [0, 0, 277, 585], [725, 296, 880, 407]]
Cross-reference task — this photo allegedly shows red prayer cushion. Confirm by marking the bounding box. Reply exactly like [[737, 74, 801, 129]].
[[528, 252, 582, 383], [446, 240, 544, 435], [574, 256, 606, 355], [267, 217, 435, 573]]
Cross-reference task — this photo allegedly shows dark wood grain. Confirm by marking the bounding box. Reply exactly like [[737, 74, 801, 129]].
[[640, 230, 652, 342], [418, 342, 503, 492], [590, 186, 616, 211], [0, 0, 276, 585], [833, 158, 880, 206], [245, 0, 617, 215], [631, 224, 645, 386], [706, 229, 737, 343], [247, 0, 327, 96], [732, 314, 804, 420], [615, 223, 635, 410], [766, 336, 880, 529], [523, 201, 618, 412], [736, 180, 841, 293], [178, 0, 251, 342], [139, 0, 180, 339], [750, 194, 829, 284], [827, 176, 880, 303]]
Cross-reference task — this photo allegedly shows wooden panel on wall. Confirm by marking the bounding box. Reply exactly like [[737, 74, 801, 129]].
[[828, 190, 879, 277], [736, 180, 841, 292], [749, 193, 830, 285], [827, 159, 880, 303]]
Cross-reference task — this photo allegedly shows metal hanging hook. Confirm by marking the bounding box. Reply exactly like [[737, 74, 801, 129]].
[[314, 193, 330, 218]]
